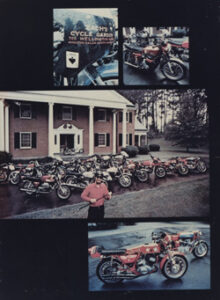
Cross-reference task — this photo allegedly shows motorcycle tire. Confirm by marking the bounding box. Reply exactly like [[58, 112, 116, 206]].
[[56, 185, 71, 201], [118, 174, 132, 188], [161, 61, 185, 81], [192, 241, 208, 258], [155, 166, 166, 179], [96, 258, 124, 284], [9, 172, 20, 185], [161, 255, 188, 279], [136, 170, 149, 183], [0, 170, 7, 183], [196, 160, 207, 174], [177, 165, 189, 176]]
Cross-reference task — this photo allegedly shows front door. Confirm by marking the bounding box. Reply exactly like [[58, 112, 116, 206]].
[[60, 134, 74, 152]]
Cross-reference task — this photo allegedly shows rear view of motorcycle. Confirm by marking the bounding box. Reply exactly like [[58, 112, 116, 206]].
[[53, 9, 118, 86]]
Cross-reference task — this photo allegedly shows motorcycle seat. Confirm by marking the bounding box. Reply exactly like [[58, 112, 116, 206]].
[[124, 43, 143, 52], [101, 249, 126, 255]]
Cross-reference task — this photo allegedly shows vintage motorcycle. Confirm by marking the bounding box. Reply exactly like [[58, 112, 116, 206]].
[[124, 34, 186, 81], [0, 163, 15, 183], [89, 241, 188, 284], [168, 37, 189, 62], [152, 230, 208, 258], [185, 157, 207, 174], [125, 160, 150, 183]]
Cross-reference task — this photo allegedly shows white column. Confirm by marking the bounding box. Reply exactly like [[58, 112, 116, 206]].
[[48, 102, 54, 157], [5, 104, 9, 152], [89, 105, 94, 155], [0, 99, 5, 151], [112, 111, 117, 154], [122, 108, 127, 148], [138, 135, 141, 147]]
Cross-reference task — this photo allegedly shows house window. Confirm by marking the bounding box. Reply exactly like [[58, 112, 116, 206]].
[[95, 133, 110, 147], [20, 104, 32, 119], [98, 134, 106, 146], [62, 106, 72, 120], [20, 132, 32, 149], [97, 109, 106, 121]]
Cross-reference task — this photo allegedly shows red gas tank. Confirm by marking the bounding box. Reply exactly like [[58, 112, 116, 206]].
[[144, 45, 160, 56]]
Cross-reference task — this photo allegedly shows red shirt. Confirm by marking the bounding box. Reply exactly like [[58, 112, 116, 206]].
[[81, 183, 110, 207]]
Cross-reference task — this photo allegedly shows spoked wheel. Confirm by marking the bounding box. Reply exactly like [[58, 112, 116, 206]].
[[0, 170, 7, 183], [192, 241, 208, 258], [196, 160, 207, 173], [136, 169, 149, 182], [155, 166, 166, 179], [118, 175, 132, 188], [56, 185, 71, 200], [162, 61, 185, 81], [177, 164, 189, 176], [9, 172, 20, 185], [162, 255, 188, 279], [96, 259, 124, 284]]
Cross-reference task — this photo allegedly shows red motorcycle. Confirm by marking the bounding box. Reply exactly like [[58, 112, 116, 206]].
[[152, 230, 208, 258], [168, 37, 189, 62], [124, 160, 150, 183], [89, 241, 188, 284], [124, 34, 186, 81]]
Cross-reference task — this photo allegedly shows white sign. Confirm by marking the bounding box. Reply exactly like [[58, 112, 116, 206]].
[[66, 51, 79, 69]]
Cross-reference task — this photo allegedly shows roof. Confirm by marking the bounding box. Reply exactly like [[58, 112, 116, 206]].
[[135, 116, 148, 132], [0, 90, 134, 110]]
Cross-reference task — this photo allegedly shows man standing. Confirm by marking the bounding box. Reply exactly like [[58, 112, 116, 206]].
[[81, 173, 112, 220]]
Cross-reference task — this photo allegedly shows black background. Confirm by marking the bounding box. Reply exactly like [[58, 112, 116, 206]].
[[0, 0, 219, 299]]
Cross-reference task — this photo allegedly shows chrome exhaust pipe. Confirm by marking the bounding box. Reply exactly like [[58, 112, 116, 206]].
[[20, 188, 36, 193]]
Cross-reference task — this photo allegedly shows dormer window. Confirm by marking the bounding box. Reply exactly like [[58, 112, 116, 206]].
[[20, 104, 32, 119], [62, 106, 72, 120]]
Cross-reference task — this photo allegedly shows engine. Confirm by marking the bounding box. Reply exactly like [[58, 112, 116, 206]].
[[38, 182, 50, 191], [136, 255, 156, 275]]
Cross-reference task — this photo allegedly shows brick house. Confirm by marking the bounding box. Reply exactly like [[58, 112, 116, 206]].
[[0, 90, 142, 159]]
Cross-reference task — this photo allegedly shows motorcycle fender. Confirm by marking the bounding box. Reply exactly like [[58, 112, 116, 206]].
[[161, 56, 185, 68], [160, 251, 185, 270]]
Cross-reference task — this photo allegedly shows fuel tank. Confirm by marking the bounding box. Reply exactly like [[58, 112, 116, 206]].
[[143, 45, 160, 56]]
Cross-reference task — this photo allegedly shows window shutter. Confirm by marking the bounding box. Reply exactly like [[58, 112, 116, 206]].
[[57, 105, 62, 120], [14, 132, 20, 149], [106, 133, 110, 146], [119, 134, 122, 146], [129, 112, 132, 123], [32, 133, 37, 148], [129, 133, 132, 145], [32, 104, 37, 119], [119, 111, 122, 123], [106, 109, 110, 122], [94, 108, 98, 121], [94, 133, 99, 147], [14, 105, 19, 118]]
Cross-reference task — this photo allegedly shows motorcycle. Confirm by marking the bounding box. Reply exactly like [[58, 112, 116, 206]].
[[158, 156, 189, 176], [19, 165, 71, 201], [168, 37, 189, 62], [125, 160, 150, 183], [0, 163, 15, 183], [141, 156, 167, 179], [106, 165, 133, 188], [124, 34, 186, 81], [89, 241, 188, 284], [185, 157, 207, 174], [152, 230, 208, 259], [8, 162, 35, 185]]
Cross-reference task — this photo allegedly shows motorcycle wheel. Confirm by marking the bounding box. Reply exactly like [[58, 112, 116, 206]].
[[56, 185, 71, 200], [196, 160, 207, 173], [136, 170, 149, 182], [161, 61, 185, 81], [177, 165, 189, 176], [96, 258, 124, 284], [162, 255, 188, 279], [0, 170, 7, 182], [192, 241, 208, 258], [118, 175, 132, 188], [9, 172, 20, 185], [23, 181, 35, 195], [155, 167, 166, 179]]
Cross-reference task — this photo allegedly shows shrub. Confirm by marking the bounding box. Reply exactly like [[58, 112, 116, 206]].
[[121, 146, 139, 157], [149, 144, 160, 151], [138, 145, 149, 154], [0, 151, 12, 164]]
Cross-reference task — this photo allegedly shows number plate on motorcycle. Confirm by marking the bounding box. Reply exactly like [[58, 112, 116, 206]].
[[66, 51, 79, 68]]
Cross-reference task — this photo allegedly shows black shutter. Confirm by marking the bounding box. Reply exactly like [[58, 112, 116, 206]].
[[129, 133, 132, 145], [119, 134, 122, 146], [119, 111, 122, 122], [106, 109, 110, 122], [32, 104, 37, 119], [32, 133, 37, 148], [57, 105, 62, 120], [94, 108, 98, 121], [106, 133, 110, 146], [14, 132, 20, 149], [94, 133, 99, 147], [14, 105, 19, 118], [129, 112, 132, 123]]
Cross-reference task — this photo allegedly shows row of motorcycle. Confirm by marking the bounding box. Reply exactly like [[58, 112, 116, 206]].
[[0, 151, 207, 201], [89, 230, 208, 284]]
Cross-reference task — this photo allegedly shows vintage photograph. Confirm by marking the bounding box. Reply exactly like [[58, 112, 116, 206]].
[[123, 27, 189, 85], [88, 221, 210, 291], [0, 89, 208, 219], [53, 8, 118, 86]]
